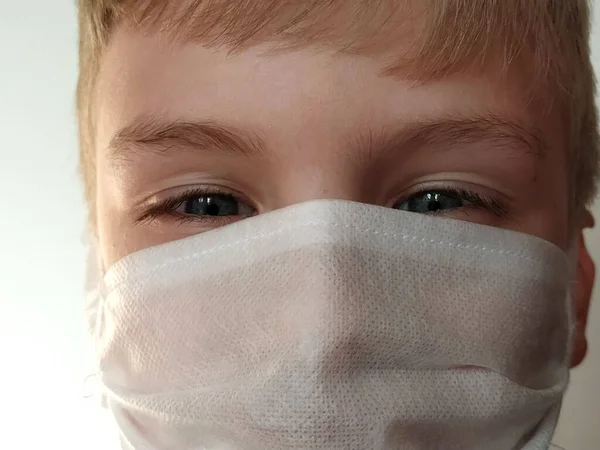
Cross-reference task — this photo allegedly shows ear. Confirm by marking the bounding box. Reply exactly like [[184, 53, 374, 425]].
[[571, 212, 595, 368]]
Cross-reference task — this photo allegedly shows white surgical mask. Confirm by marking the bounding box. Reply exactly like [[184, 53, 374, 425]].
[[86, 200, 575, 450]]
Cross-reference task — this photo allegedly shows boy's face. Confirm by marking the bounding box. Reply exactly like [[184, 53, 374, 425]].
[[94, 27, 570, 267]]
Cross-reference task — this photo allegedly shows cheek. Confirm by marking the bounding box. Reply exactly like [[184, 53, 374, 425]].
[[96, 186, 194, 268], [549, 149, 572, 246], [516, 119, 571, 248], [531, 163, 570, 249], [96, 200, 126, 269], [96, 161, 141, 268], [96, 197, 153, 268], [514, 92, 572, 248]]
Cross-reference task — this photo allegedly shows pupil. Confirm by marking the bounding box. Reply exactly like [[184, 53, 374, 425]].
[[205, 201, 220, 216], [428, 198, 442, 211], [184, 195, 239, 216]]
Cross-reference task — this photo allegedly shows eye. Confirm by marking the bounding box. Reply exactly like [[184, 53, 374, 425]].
[[137, 188, 256, 225], [393, 188, 508, 218], [175, 193, 254, 217], [395, 191, 465, 214]]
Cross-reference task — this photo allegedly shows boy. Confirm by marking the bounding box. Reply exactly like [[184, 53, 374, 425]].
[[79, 1, 598, 448]]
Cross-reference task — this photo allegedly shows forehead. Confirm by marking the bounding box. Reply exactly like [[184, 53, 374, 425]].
[[95, 28, 554, 154], [109, 0, 554, 82], [93, 0, 571, 157]]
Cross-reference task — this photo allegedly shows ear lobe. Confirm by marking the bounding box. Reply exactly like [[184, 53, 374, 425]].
[[571, 232, 595, 368]]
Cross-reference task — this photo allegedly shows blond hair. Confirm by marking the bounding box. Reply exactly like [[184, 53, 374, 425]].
[[77, 0, 599, 218]]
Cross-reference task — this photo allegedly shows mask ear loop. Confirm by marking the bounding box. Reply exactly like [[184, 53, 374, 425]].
[[82, 231, 108, 408], [547, 237, 580, 450], [564, 236, 580, 368], [82, 372, 100, 400]]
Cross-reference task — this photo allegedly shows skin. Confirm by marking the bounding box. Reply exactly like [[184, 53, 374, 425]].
[[93, 26, 593, 367], [574, 211, 596, 367]]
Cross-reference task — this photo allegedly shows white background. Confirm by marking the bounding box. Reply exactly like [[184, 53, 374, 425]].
[[0, 1, 598, 449]]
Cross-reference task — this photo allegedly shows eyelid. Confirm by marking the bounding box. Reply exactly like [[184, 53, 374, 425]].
[[393, 180, 508, 203], [136, 184, 257, 224], [400, 172, 513, 195], [146, 184, 255, 208], [393, 182, 509, 217]]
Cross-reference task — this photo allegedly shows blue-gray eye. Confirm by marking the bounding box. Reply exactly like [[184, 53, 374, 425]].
[[395, 191, 464, 214], [180, 194, 250, 217]]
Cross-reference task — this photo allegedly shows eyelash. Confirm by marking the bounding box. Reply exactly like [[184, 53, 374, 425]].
[[409, 187, 508, 218], [136, 186, 508, 225], [137, 187, 254, 225]]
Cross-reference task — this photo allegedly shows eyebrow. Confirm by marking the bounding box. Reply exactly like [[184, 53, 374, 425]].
[[108, 114, 545, 165], [109, 117, 269, 161], [359, 115, 545, 164]]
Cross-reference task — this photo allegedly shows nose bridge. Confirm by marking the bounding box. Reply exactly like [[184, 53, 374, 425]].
[[264, 107, 381, 209], [272, 163, 369, 208]]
